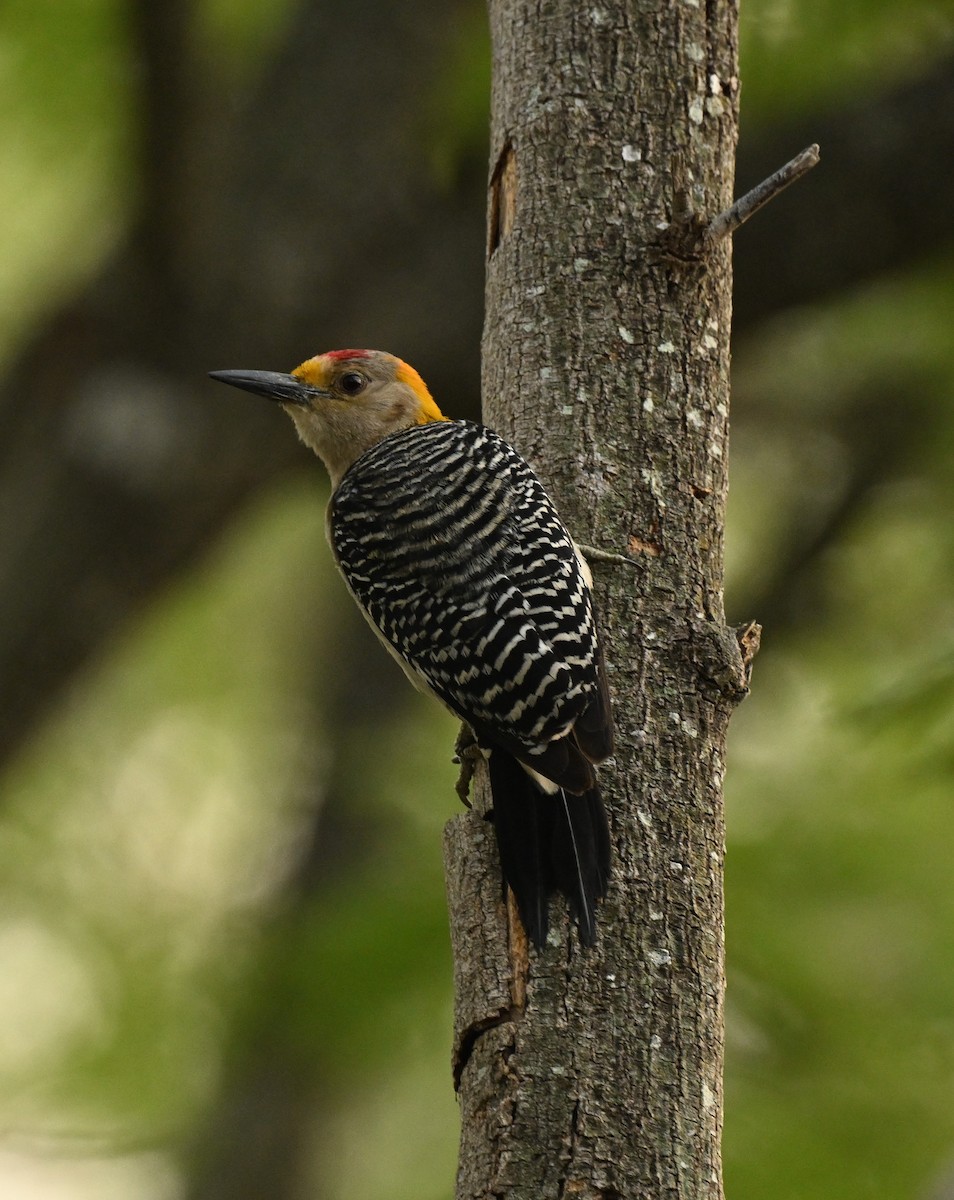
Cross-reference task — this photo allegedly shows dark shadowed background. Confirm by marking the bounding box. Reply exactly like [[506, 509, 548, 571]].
[[2, 1, 954, 1197]]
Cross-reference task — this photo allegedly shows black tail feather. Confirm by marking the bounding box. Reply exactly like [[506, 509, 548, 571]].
[[551, 787, 611, 946], [487, 748, 611, 948], [487, 748, 550, 946]]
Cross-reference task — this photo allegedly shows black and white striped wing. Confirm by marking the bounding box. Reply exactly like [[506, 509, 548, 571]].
[[329, 421, 610, 779]]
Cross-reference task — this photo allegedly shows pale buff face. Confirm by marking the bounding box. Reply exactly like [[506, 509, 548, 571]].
[[285, 350, 447, 486]]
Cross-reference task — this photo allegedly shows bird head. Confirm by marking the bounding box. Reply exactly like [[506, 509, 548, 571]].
[[210, 349, 447, 485]]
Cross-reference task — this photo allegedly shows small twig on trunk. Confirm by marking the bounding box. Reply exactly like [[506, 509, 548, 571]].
[[705, 143, 820, 246], [577, 543, 640, 569]]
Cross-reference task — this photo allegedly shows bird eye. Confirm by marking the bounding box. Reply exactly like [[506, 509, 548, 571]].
[[338, 371, 367, 396]]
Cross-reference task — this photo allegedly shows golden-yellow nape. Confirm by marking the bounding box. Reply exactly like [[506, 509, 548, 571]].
[[393, 358, 447, 424]]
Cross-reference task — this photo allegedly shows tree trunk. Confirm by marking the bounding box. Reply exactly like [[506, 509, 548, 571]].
[[444, 2, 744, 1197]]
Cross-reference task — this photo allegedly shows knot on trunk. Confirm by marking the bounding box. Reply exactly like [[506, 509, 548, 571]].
[[685, 618, 761, 702]]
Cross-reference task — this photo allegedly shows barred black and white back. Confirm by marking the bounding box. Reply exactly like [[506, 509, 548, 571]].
[[330, 420, 614, 945]]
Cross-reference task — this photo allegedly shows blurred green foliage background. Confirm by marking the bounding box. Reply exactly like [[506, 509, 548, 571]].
[[2, 0, 954, 1197]]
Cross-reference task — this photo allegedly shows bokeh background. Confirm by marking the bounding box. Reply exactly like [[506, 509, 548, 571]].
[[2, 1, 954, 1197]]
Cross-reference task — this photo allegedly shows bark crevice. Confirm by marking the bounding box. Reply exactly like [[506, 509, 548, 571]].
[[453, 1009, 520, 1093]]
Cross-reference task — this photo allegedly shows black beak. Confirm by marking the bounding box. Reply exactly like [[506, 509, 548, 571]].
[[208, 369, 321, 406]]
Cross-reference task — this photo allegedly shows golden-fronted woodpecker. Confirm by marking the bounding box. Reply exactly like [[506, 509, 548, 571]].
[[210, 349, 613, 946]]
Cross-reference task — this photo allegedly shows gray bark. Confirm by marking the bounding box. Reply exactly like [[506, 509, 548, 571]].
[[444, 2, 744, 1197]]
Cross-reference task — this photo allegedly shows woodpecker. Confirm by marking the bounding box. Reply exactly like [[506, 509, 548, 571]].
[[210, 350, 613, 946]]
